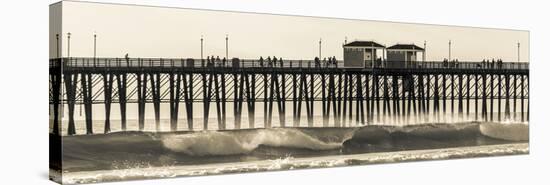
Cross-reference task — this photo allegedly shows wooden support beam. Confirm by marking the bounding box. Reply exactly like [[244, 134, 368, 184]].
[[383, 75, 390, 121], [442, 74, 447, 116], [357, 74, 365, 125], [417, 75, 423, 121], [309, 73, 315, 126], [458, 74, 463, 117], [513, 75, 517, 120], [505, 74, 511, 120], [221, 73, 227, 129], [375, 74, 381, 122], [298, 74, 306, 127], [169, 73, 181, 131], [214, 73, 223, 129], [330, 72, 338, 126], [349, 74, 354, 122], [245, 74, 255, 128], [475, 74, 479, 121], [64, 73, 77, 135], [482, 74, 488, 121], [263, 73, 269, 128], [321, 73, 327, 126], [81, 73, 93, 134], [521, 75, 525, 121], [426, 75, 430, 119], [343, 74, 348, 124], [392, 76, 398, 123], [292, 74, 298, 126], [466, 74, 470, 118], [203, 73, 213, 130], [365, 74, 373, 124], [490, 74, 494, 121], [137, 72, 146, 131], [401, 75, 406, 123], [182, 73, 193, 130], [498, 74, 502, 121], [236, 73, 245, 129], [411, 75, 417, 121], [268, 73, 275, 128], [103, 73, 113, 133], [451, 74, 455, 117], [338, 73, 343, 126], [281, 73, 287, 127], [334, 73, 342, 126], [116, 74, 127, 131], [51, 70, 61, 135], [151, 73, 161, 131]]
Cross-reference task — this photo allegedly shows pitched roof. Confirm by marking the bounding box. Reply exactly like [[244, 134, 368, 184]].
[[343, 41, 385, 48], [387, 44, 424, 51]]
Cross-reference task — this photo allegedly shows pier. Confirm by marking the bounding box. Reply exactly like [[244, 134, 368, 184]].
[[49, 57, 529, 135]]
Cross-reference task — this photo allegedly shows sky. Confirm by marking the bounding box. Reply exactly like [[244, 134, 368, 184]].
[[50, 1, 529, 62]]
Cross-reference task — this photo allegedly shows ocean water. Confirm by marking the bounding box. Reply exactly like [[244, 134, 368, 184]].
[[56, 120, 529, 184]]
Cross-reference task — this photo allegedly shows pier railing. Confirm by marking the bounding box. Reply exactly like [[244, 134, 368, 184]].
[[51, 57, 529, 70]]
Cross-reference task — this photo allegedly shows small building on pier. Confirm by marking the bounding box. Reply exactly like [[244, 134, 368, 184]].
[[386, 44, 424, 68], [343, 41, 385, 68]]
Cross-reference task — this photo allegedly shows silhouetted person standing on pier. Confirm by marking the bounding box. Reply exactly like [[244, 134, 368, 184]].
[[124, 53, 130, 67], [215, 56, 221, 67], [273, 56, 278, 68], [279, 57, 283, 67], [259, 56, 264, 67], [207, 56, 211, 67], [314, 57, 320, 68]]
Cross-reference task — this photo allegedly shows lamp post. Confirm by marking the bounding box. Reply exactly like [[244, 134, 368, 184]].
[[448, 40, 452, 60], [517, 42, 520, 63], [319, 38, 322, 59], [423, 40, 426, 62], [225, 34, 228, 59], [201, 35, 204, 60], [93, 32, 97, 59], [67, 32, 71, 58], [56, 34, 60, 58]]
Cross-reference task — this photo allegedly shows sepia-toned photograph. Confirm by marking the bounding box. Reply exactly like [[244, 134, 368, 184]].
[[49, 1, 529, 184]]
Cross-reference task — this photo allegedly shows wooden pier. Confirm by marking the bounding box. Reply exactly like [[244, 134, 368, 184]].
[[49, 57, 529, 135]]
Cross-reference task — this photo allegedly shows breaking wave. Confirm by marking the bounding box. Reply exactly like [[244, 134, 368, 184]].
[[161, 128, 349, 156], [158, 122, 528, 156]]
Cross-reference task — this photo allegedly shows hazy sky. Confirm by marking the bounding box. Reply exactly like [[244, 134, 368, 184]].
[[50, 1, 529, 62]]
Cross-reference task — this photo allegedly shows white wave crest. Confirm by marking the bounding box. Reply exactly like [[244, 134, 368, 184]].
[[161, 128, 347, 156]]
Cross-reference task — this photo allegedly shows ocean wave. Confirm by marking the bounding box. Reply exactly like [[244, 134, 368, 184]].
[[61, 122, 529, 166], [158, 122, 528, 156], [160, 128, 349, 156]]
